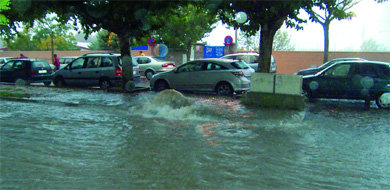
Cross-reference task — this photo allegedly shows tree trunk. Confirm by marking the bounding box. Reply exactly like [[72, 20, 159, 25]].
[[322, 22, 330, 63], [258, 19, 284, 73], [118, 33, 134, 90], [186, 40, 192, 61]]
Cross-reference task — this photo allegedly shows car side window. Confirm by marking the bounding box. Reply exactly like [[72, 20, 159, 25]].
[[137, 57, 151, 64], [177, 63, 195, 73], [101, 57, 114, 67], [359, 64, 378, 77], [71, 58, 85, 69], [206, 63, 226, 70], [14, 61, 25, 70], [86, 57, 100, 68], [324, 64, 351, 77], [2, 61, 14, 70]]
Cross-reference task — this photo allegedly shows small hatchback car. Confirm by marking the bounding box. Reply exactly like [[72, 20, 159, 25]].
[[302, 60, 390, 109], [134, 56, 176, 80], [150, 58, 253, 95], [0, 59, 53, 86], [53, 53, 140, 89], [221, 52, 277, 73]]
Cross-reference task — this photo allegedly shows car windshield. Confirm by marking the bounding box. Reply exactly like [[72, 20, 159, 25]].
[[152, 57, 167, 62], [231, 61, 249, 69], [319, 60, 337, 69]]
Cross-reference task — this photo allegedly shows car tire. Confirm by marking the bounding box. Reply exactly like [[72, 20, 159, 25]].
[[44, 81, 51, 87], [54, 77, 66, 88], [145, 70, 155, 80], [99, 78, 111, 90], [302, 88, 316, 102], [15, 78, 29, 86], [154, 80, 169, 92], [375, 92, 390, 109], [216, 82, 233, 96]]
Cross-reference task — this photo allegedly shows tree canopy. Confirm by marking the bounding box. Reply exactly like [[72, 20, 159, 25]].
[[218, 1, 313, 72], [305, 0, 358, 63], [3, 14, 79, 51]]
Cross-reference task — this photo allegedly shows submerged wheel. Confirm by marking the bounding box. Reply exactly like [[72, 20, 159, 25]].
[[15, 78, 29, 86], [376, 92, 390, 109], [216, 82, 233, 96], [44, 81, 51, 87], [154, 80, 169, 92], [145, 70, 155, 80], [99, 78, 111, 90], [54, 77, 65, 87]]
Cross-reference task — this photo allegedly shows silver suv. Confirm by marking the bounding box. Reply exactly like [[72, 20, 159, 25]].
[[221, 52, 276, 73], [53, 53, 140, 89]]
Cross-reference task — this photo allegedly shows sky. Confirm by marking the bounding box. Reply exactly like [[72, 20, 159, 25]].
[[202, 0, 390, 51]]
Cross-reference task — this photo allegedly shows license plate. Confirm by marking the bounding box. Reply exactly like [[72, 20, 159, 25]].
[[168, 65, 173, 68], [38, 70, 47, 74]]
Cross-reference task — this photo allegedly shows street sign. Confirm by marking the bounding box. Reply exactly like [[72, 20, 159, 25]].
[[147, 37, 156, 46], [224, 35, 233, 45]]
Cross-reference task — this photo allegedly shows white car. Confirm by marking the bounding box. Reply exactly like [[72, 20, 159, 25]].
[[221, 52, 277, 73], [150, 58, 253, 95], [134, 56, 176, 80]]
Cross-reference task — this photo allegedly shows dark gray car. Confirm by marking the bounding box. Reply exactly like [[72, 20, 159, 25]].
[[53, 53, 140, 89], [296, 58, 366, 76]]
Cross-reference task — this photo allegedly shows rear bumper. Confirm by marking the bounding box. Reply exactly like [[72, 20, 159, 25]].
[[30, 75, 53, 83]]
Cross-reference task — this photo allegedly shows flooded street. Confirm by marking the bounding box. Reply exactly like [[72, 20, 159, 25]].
[[1, 86, 389, 189]]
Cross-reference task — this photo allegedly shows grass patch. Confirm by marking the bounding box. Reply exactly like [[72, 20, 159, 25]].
[[0, 87, 30, 98]]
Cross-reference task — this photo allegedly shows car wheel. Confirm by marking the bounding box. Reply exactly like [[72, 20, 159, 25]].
[[216, 82, 233, 96], [99, 78, 111, 90], [302, 88, 316, 102], [54, 77, 65, 87], [375, 92, 390, 109], [44, 81, 51, 87], [154, 80, 169, 92], [15, 78, 29, 86], [145, 70, 155, 80]]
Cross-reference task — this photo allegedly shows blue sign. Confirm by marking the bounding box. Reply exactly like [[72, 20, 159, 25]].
[[131, 45, 148, 50], [204, 46, 225, 58]]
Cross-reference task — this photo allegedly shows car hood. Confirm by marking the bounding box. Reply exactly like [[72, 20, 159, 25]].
[[297, 67, 321, 75]]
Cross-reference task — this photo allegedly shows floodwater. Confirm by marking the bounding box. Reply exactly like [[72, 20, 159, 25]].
[[1, 86, 389, 189]]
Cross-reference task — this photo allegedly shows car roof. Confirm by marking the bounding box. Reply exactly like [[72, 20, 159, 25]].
[[333, 60, 390, 66], [223, 52, 259, 56]]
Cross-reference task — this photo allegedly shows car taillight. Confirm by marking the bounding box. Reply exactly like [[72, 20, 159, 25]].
[[115, 67, 122, 77], [30, 69, 35, 74], [162, 63, 175, 67], [232, 71, 244, 77]]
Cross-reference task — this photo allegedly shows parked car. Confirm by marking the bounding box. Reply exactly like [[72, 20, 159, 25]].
[[134, 56, 176, 80], [296, 57, 366, 76], [302, 60, 390, 109], [0, 57, 16, 67], [0, 59, 53, 86], [59, 56, 78, 69], [221, 52, 277, 73], [150, 58, 253, 95], [53, 53, 140, 89]]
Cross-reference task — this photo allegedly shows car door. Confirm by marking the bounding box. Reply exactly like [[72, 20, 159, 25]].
[[350, 63, 387, 99], [167, 61, 198, 90], [0, 61, 15, 82], [197, 62, 228, 91], [316, 63, 352, 98], [81, 56, 101, 86], [11, 60, 29, 82], [64, 57, 87, 86], [136, 57, 152, 74]]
